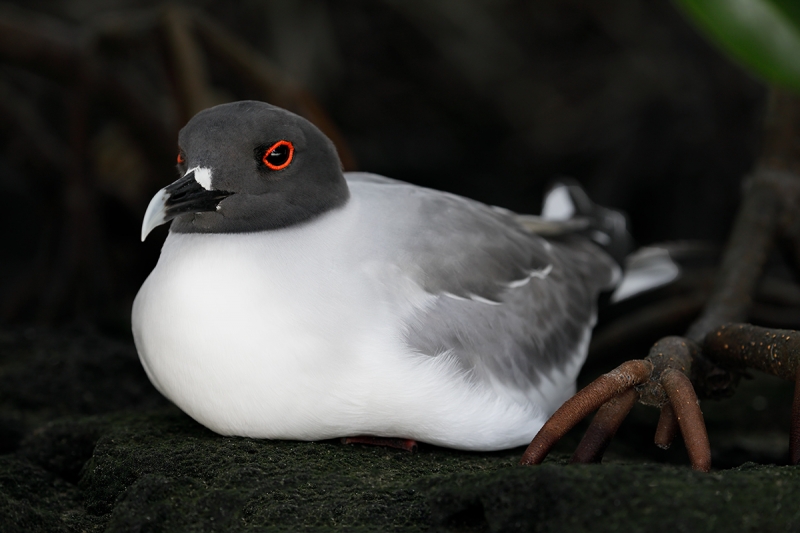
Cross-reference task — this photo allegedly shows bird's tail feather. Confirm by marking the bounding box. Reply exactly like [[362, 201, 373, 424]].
[[540, 179, 632, 264], [521, 179, 681, 301]]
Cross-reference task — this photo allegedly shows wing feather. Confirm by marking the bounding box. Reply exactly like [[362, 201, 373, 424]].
[[345, 172, 618, 397]]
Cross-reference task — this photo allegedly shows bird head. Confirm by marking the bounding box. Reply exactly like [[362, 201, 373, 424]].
[[141, 101, 348, 241]]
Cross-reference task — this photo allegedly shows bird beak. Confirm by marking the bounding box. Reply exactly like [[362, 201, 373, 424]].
[[141, 169, 233, 241]]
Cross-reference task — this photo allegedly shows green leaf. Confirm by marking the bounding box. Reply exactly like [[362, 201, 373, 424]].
[[674, 0, 800, 92]]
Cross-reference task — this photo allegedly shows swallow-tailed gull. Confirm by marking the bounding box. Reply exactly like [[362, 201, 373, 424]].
[[133, 100, 626, 451]]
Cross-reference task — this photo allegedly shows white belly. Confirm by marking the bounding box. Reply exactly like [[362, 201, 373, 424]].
[[132, 205, 551, 450]]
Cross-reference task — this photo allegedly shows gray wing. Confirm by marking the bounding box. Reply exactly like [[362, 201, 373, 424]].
[[348, 173, 560, 302], [346, 173, 618, 391], [405, 236, 616, 391]]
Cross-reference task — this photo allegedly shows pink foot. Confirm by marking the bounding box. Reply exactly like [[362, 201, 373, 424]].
[[341, 436, 419, 452]]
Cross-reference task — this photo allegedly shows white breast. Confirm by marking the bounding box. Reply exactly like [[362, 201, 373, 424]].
[[132, 196, 551, 450]]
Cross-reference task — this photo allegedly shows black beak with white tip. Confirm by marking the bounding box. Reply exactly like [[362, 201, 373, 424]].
[[141, 170, 232, 241]]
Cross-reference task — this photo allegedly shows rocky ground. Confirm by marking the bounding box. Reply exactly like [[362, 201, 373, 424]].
[[1, 325, 799, 532]]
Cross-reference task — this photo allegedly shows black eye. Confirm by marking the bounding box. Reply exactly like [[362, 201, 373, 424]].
[[262, 140, 294, 170]]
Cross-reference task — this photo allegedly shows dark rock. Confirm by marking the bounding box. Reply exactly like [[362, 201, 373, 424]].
[[78, 411, 516, 530], [20, 416, 109, 483], [427, 462, 800, 532], [0, 326, 169, 451], [0, 455, 96, 533]]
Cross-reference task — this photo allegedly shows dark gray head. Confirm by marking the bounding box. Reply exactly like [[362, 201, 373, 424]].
[[141, 101, 349, 240]]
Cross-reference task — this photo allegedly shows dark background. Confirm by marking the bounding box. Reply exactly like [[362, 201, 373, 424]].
[[0, 0, 766, 331]]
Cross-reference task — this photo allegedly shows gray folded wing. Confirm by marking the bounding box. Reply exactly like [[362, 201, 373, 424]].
[[346, 173, 619, 392], [405, 236, 616, 393]]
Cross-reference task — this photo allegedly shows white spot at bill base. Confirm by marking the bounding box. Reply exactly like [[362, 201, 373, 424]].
[[190, 166, 213, 191]]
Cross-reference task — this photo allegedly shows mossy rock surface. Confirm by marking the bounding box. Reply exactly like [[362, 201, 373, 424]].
[[9, 411, 800, 532], [2, 326, 800, 532]]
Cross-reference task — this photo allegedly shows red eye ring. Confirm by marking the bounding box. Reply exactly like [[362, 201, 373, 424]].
[[262, 140, 294, 170], [177, 152, 185, 164]]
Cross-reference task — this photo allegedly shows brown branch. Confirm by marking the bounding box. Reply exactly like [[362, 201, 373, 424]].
[[661, 369, 711, 472], [654, 403, 678, 450], [519, 359, 653, 465], [570, 388, 639, 464], [704, 324, 800, 381], [636, 336, 697, 407]]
